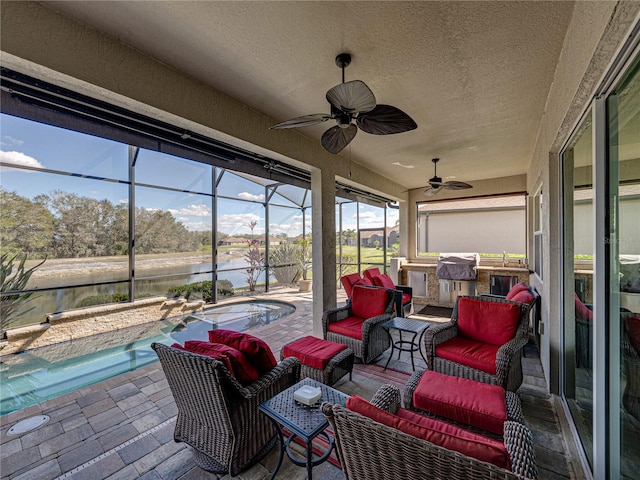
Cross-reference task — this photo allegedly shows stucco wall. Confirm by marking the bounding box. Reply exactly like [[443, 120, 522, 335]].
[[527, 1, 640, 393]]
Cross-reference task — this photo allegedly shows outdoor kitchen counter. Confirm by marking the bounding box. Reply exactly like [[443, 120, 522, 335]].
[[400, 263, 530, 308]]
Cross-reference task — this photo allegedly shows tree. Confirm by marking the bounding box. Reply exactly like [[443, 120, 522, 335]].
[[341, 229, 357, 246], [47, 191, 105, 258], [0, 188, 53, 257]]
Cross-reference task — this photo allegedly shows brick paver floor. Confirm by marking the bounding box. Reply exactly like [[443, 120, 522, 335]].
[[0, 288, 584, 479]]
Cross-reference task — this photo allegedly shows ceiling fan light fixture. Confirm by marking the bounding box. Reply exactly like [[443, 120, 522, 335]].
[[424, 158, 472, 196], [270, 52, 417, 154]]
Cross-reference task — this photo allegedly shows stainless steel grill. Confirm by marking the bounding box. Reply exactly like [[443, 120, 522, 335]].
[[437, 253, 479, 303]]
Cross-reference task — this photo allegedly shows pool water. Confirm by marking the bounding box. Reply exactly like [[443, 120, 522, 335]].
[[0, 300, 295, 416]]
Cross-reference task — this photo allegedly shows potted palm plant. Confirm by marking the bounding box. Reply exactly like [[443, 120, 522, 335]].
[[296, 239, 312, 292]]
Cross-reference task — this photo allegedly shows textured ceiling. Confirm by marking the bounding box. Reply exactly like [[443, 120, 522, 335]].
[[42, 1, 575, 190]]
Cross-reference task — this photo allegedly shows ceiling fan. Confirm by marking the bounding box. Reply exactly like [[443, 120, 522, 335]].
[[270, 53, 417, 154], [424, 158, 473, 196]]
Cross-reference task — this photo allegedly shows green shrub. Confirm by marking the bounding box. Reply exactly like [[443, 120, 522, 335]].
[[269, 242, 300, 285], [76, 293, 129, 308], [217, 279, 234, 297], [1, 253, 46, 334], [167, 280, 234, 303]]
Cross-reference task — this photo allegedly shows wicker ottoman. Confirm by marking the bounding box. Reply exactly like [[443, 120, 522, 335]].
[[404, 369, 523, 436], [281, 336, 354, 386]]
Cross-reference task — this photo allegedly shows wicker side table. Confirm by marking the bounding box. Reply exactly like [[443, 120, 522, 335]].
[[259, 378, 348, 480]]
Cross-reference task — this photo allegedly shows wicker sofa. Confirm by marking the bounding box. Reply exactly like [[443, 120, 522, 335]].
[[152, 342, 300, 475], [322, 384, 538, 480], [423, 295, 531, 392], [322, 285, 396, 363]]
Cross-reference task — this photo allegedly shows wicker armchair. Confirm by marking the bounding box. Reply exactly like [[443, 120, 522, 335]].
[[424, 295, 531, 392], [151, 342, 300, 475], [322, 285, 395, 363], [322, 384, 538, 480]]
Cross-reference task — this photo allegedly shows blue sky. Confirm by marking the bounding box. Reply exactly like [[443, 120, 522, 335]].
[[0, 113, 397, 236]]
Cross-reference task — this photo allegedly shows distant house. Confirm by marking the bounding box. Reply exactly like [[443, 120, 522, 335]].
[[218, 236, 249, 246], [359, 227, 399, 248]]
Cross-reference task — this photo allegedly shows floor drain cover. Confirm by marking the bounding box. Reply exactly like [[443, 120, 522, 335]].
[[7, 415, 50, 435]]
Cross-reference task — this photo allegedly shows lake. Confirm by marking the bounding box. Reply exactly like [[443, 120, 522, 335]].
[[9, 256, 277, 329]]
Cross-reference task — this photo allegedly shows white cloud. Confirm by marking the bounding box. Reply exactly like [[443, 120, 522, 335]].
[[217, 213, 263, 235], [238, 192, 265, 201], [168, 204, 211, 217], [357, 211, 378, 220], [0, 150, 44, 171], [1, 136, 24, 147], [176, 219, 212, 232], [268, 221, 303, 236]]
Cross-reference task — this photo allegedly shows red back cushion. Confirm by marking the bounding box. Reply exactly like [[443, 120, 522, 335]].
[[208, 329, 277, 374], [625, 316, 640, 353], [363, 267, 382, 282], [182, 340, 260, 385], [574, 293, 593, 322], [372, 273, 396, 289], [505, 282, 529, 300], [510, 289, 535, 305], [351, 286, 389, 319], [352, 276, 373, 291], [346, 395, 511, 470], [457, 297, 521, 346], [341, 273, 362, 297]]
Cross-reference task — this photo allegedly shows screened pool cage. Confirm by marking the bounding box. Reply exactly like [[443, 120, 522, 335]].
[[1, 108, 398, 331]]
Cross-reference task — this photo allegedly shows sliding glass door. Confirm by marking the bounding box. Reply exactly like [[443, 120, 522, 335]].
[[607, 56, 640, 479]]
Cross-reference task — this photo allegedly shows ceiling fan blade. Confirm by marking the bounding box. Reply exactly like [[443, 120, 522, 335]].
[[270, 113, 331, 129], [424, 186, 442, 197], [443, 181, 473, 190], [321, 124, 357, 154], [326, 80, 376, 114], [356, 104, 418, 135]]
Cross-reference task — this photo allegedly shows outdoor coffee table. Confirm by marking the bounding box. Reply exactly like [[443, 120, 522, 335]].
[[259, 377, 348, 480], [381, 316, 430, 371]]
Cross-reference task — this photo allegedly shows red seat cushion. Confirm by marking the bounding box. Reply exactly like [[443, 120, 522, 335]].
[[282, 336, 348, 370], [401, 292, 412, 305], [346, 395, 511, 470], [208, 329, 277, 374], [351, 285, 389, 319], [505, 282, 529, 300], [413, 370, 507, 435], [327, 316, 365, 339], [180, 340, 260, 385], [435, 336, 499, 375], [457, 297, 521, 346]]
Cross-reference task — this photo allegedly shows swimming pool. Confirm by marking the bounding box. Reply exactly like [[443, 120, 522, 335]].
[[0, 300, 295, 416]]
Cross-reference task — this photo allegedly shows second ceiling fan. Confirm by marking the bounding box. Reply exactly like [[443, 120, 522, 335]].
[[270, 53, 417, 154], [424, 158, 473, 196]]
